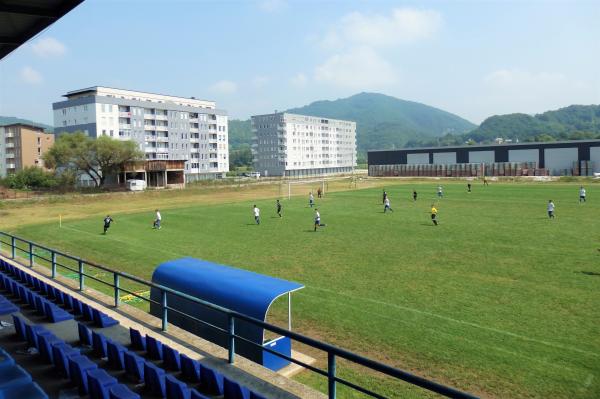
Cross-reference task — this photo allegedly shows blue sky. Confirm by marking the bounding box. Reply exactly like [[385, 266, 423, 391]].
[[0, 0, 599, 125]]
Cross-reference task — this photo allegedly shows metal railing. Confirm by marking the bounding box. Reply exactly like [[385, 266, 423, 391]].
[[0, 231, 478, 399]]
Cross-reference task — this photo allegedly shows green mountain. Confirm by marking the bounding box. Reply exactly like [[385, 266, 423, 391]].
[[287, 92, 475, 151], [228, 92, 476, 154], [0, 116, 53, 132], [466, 105, 600, 143]]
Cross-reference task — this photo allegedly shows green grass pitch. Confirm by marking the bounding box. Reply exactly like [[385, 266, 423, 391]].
[[9, 182, 600, 398]]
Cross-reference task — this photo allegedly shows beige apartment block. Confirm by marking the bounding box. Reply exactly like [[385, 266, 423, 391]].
[[0, 124, 54, 177]]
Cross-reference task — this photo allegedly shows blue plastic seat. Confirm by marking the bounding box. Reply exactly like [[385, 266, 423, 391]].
[[0, 348, 15, 370], [51, 342, 80, 378], [106, 340, 126, 370], [109, 384, 140, 399], [78, 322, 93, 346], [92, 331, 108, 358], [82, 303, 94, 321], [11, 314, 26, 341], [190, 389, 211, 399], [143, 361, 166, 397], [68, 355, 98, 395], [180, 354, 200, 382], [72, 298, 83, 315], [37, 332, 62, 364], [249, 393, 267, 399], [63, 294, 74, 310], [46, 285, 57, 301], [17, 285, 28, 303], [165, 374, 190, 399], [0, 301, 18, 315], [44, 301, 73, 323], [123, 351, 144, 383], [54, 290, 66, 305], [146, 335, 163, 360], [0, 381, 48, 399], [24, 323, 49, 348], [92, 308, 119, 328], [199, 363, 224, 395], [224, 377, 250, 399], [87, 368, 118, 399], [129, 328, 146, 351], [0, 364, 32, 390], [33, 295, 47, 316], [162, 344, 181, 371]]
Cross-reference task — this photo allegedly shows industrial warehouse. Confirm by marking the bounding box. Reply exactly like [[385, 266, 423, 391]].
[[368, 139, 600, 177]]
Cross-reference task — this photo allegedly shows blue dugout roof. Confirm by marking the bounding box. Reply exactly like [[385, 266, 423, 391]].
[[152, 257, 304, 323]]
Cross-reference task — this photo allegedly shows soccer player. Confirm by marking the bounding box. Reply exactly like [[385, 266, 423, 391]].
[[103, 215, 114, 234], [317, 187, 322, 198], [253, 205, 260, 224], [579, 186, 586, 203], [314, 208, 321, 231], [153, 209, 162, 229], [309, 192, 315, 208], [382, 190, 388, 204], [437, 186, 443, 198], [412, 190, 417, 202], [467, 183, 472, 193], [547, 200, 555, 219], [276, 199, 282, 217], [431, 204, 438, 226], [483, 177, 489, 186], [384, 197, 393, 213]]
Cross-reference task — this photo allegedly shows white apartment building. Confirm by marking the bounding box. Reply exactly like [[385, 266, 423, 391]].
[[251, 113, 356, 177], [52, 86, 229, 181]]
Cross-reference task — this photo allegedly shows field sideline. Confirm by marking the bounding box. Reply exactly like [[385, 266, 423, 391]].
[[3, 180, 599, 398]]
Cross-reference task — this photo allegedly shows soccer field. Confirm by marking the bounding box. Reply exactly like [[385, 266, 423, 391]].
[[6, 181, 600, 398]]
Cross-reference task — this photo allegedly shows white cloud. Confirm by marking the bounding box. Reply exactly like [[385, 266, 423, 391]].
[[258, 0, 286, 13], [314, 47, 397, 90], [252, 76, 269, 88], [20, 66, 43, 84], [290, 73, 308, 88], [320, 8, 442, 50], [31, 37, 67, 57], [209, 80, 237, 95]]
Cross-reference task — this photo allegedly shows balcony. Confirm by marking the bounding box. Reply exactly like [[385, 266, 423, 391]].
[[5, 132, 14, 138], [119, 124, 131, 129], [6, 163, 16, 169], [190, 128, 199, 133], [5, 142, 14, 148], [156, 147, 169, 153], [119, 111, 131, 118], [144, 114, 155, 119], [155, 114, 168, 120], [5, 153, 15, 158], [156, 125, 168, 131], [190, 137, 199, 143]]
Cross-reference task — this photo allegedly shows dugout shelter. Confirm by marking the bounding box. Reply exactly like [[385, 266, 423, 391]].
[[150, 258, 304, 371]]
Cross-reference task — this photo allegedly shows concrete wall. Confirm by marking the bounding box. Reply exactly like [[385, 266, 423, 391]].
[[545, 147, 578, 174], [407, 153, 429, 164], [468, 150, 494, 163], [508, 149, 539, 163], [591, 147, 600, 172], [433, 152, 456, 164]]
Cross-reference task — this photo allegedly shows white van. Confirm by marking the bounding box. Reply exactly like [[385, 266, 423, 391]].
[[126, 179, 147, 191]]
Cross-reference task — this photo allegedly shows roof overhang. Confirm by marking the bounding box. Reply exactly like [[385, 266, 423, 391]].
[[0, 0, 84, 60]]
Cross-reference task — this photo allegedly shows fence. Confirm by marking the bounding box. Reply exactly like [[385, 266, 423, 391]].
[[0, 231, 478, 399]]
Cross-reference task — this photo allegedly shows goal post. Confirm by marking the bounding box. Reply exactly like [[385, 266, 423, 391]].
[[285, 176, 356, 200]]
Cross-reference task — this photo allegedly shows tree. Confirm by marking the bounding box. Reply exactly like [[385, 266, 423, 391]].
[[43, 132, 143, 187], [229, 145, 253, 169]]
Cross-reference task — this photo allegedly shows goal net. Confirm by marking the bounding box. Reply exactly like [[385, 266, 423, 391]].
[[283, 176, 359, 200]]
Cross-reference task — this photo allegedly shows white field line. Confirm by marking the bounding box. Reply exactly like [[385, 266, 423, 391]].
[[305, 285, 600, 358], [297, 290, 580, 372], [63, 224, 599, 360]]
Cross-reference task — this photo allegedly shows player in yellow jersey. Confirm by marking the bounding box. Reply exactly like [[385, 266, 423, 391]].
[[431, 204, 438, 226]]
